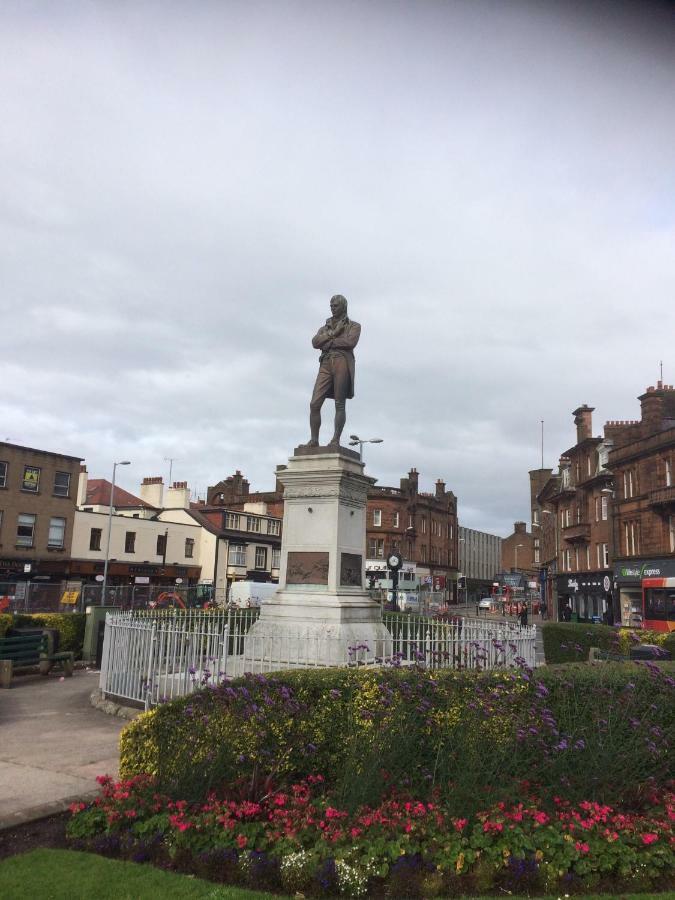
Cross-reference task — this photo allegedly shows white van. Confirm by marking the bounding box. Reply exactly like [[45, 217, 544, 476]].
[[228, 581, 279, 609]]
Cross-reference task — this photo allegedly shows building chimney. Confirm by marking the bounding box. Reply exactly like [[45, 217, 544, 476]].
[[639, 384, 665, 435], [140, 476, 164, 508], [573, 405, 594, 444], [435, 478, 446, 499], [76, 465, 88, 506], [514, 521, 527, 534], [165, 481, 190, 510]]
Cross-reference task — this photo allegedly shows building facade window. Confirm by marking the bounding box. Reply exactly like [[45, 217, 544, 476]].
[[230, 544, 246, 566], [22, 466, 40, 493], [407, 514, 414, 529], [17, 513, 36, 547], [254, 546, 267, 569], [185, 538, 194, 558], [368, 538, 384, 558], [392, 511, 399, 528], [47, 517, 66, 548], [420, 544, 427, 562], [670, 516, 675, 553], [247, 516, 261, 533], [124, 531, 136, 553], [601, 495, 608, 520], [0, 460, 7, 488], [225, 512, 239, 530], [157, 533, 167, 556], [271, 547, 281, 569], [53, 471, 71, 497], [586, 545, 591, 569], [90, 528, 102, 551], [373, 509, 382, 527], [602, 543, 609, 568], [267, 519, 281, 535], [666, 458, 672, 487]]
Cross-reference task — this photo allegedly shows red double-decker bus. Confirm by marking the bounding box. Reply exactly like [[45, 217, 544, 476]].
[[642, 577, 675, 632]]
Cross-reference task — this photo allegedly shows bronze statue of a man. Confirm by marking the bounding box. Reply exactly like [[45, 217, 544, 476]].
[[304, 294, 361, 448]]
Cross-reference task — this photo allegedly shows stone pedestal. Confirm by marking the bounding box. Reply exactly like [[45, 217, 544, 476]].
[[244, 446, 391, 668]]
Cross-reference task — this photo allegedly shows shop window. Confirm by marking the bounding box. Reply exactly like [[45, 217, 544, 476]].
[[230, 544, 246, 566], [47, 517, 66, 549], [22, 465, 40, 493], [368, 538, 384, 558], [53, 471, 71, 497], [90, 528, 102, 551], [17, 513, 36, 547]]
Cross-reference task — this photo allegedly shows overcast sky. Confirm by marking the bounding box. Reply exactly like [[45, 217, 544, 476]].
[[2, 0, 674, 537]]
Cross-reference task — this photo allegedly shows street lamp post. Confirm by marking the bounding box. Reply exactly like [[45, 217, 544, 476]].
[[102, 460, 131, 606], [348, 434, 383, 462]]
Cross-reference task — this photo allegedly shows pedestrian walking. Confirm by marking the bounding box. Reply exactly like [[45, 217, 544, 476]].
[[519, 604, 529, 628]]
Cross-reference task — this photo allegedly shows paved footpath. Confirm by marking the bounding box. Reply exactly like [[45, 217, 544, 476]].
[[0, 669, 127, 829]]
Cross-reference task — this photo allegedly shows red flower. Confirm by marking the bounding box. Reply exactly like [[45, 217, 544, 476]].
[[575, 841, 590, 853], [642, 833, 659, 845], [236, 834, 248, 848]]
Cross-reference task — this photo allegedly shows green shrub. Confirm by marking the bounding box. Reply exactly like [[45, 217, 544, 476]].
[[542, 622, 671, 664], [542, 622, 623, 663], [13, 613, 86, 657], [0, 614, 13, 637], [120, 663, 675, 815], [663, 631, 675, 658]]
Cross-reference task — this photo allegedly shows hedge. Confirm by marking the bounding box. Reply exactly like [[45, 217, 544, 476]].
[[120, 662, 675, 816], [541, 622, 670, 664], [9, 613, 86, 657]]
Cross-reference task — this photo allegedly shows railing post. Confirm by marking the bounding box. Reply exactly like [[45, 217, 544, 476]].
[[144, 623, 157, 711]]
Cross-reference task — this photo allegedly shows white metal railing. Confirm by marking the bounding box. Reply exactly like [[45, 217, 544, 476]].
[[99, 613, 230, 709], [99, 610, 537, 708]]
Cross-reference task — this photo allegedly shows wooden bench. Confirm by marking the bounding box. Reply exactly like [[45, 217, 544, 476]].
[[0, 630, 75, 688]]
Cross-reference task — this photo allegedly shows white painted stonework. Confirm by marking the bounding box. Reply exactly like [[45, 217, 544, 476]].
[[244, 450, 392, 667]]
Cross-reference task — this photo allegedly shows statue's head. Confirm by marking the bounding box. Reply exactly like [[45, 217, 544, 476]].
[[330, 294, 348, 317]]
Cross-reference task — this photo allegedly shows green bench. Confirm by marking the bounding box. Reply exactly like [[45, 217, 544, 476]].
[[0, 630, 75, 687]]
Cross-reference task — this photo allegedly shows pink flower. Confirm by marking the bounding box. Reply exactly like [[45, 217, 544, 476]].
[[453, 818, 468, 832], [533, 811, 549, 825], [642, 833, 659, 845], [575, 841, 589, 853], [236, 834, 248, 848]]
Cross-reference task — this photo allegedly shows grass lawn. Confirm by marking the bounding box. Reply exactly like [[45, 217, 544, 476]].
[[0, 849, 289, 900], [0, 849, 672, 899]]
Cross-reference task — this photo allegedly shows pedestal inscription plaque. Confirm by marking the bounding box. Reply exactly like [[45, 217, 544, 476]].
[[286, 551, 329, 585], [340, 553, 363, 587]]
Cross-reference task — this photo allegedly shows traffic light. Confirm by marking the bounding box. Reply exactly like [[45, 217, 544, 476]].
[[458, 576, 467, 590]]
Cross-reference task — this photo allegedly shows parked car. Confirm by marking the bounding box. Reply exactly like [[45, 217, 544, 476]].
[[478, 598, 493, 610]]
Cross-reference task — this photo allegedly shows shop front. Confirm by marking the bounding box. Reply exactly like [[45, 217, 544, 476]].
[[556, 572, 613, 623], [614, 558, 675, 627]]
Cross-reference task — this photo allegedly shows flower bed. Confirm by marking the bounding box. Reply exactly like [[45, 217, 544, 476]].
[[67, 774, 675, 897], [120, 662, 675, 815]]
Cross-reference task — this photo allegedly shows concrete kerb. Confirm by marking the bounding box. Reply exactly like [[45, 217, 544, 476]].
[[0, 789, 100, 832], [89, 688, 142, 720]]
